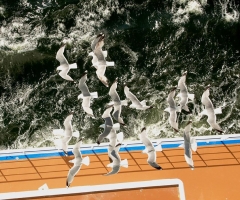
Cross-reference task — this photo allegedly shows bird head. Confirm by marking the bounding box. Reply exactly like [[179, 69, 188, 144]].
[[141, 127, 146, 132], [187, 120, 192, 125], [205, 84, 211, 91], [182, 71, 187, 76]]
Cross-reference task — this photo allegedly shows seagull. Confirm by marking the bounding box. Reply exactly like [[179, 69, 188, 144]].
[[179, 121, 197, 170], [139, 127, 162, 170], [200, 85, 224, 133], [93, 34, 114, 87], [124, 83, 153, 110], [108, 78, 128, 126], [66, 138, 90, 187], [177, 71, 194, 112], [164, 87, 179, 132], [93, 33, 114, 67], [52, 112, 75, 156], [104, 143, 128, 176], [89, 33, 107, 69], [78, 70, 98, 118], [97, 105, 114, 144], [56, 44, 77, 82]]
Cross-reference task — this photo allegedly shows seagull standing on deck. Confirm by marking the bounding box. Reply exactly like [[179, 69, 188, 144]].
[[200, 85, 224, 133], [164, 87, 179, 132], [78, 71, 98, 118], [139, 127, 162, 170], [66, 138, 90, 187], [108, 78, 128, 126], [177, 71, 194, 112], [56, 44, 77, 82], [124, 83, 153, 110]]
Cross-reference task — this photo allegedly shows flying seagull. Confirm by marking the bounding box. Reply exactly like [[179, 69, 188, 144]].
[[56, 44, 77, 82], [78, 70, 98, 118], [177, 71, 194, 112], [66, 138, 90, 187], [124, 83, 153, 110], [97, 105, 114, 144], [53, 112, 78, 156], [104, 143, 128, 176], [200, 85, 223, 133], [108, 78, 128, 126], [179, 121, 197, 170], [164, 87, 179, 132], [139, 127, 162, 170]]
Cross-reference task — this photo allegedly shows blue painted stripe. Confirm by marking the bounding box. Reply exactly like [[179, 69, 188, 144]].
[[1, 139, 240, 162]]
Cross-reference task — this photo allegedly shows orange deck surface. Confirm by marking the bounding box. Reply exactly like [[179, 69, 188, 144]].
[[28, 186, 180, 200], [1, 143, 240, 200]]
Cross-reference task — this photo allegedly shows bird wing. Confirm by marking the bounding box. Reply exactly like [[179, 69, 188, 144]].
[[79, 75, 91, 96], [56, 46, 69, 66]]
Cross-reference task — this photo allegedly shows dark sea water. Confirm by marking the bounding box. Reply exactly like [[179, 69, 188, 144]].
[[0, 0, 239, 149]]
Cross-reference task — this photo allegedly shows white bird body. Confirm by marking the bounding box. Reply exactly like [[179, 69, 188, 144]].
[[177, 71, 194, 112], [139, 128, 162, 170], [200, 86, 223, 133], [78, 72, 98, 118], [105, 144, 128, 176], [66, 139, 90, 187], [97, 106, 114, 144], [179, 121, 197, 169], [109, 80, 126, 125], [164, 89, 179, 132], [124, 86, 151, 110], [56, 45, 77, 81]]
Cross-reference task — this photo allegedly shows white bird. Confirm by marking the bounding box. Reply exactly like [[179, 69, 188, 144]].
[[53, 112, 75, 156], [177, 71, 194, 112], [66, 138, 90, 187], [139, 127, 162, 170], [93, 33, 114, 67], [97, 105, 114, 144], [164, 87, 179, 132], [179, 121, 197, 170], [89, 33, 108, 69], [104, 143, 128, 176], [108, 78, 128, 126], [124, 83, 153, 110], [56, 44, 77, 82], [77, 71, 98, 118], [200, 85, 224, 133], [93, 34, 114, 87]]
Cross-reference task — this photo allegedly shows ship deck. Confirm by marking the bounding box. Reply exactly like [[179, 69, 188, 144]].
[[1, 134, 240, 200]]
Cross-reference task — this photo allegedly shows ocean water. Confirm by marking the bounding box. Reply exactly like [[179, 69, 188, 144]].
[[0, 0, 239, 149]]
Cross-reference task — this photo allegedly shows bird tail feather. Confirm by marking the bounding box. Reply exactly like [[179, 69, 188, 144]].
[[81, 156, 90, 166], [69, 63, 77, 69], [120, 159, 128, 168]]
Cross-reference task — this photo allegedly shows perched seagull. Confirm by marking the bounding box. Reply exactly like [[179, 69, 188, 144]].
[[66, 138, 90, 187], [56, 44, 77, 82], [139, 127, 162, 170], [108, 78, 128, 126], [200, 85, 224, 133], [164, 87, 179, 132], [124, 83, 153, 110], [179, 121, 197, 170], [53, 112, 77, 156], [97, 105, 114, 144], [104, 143, 128, 176], [78, 70, 98, 118], [177, 71, 194, 112]]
